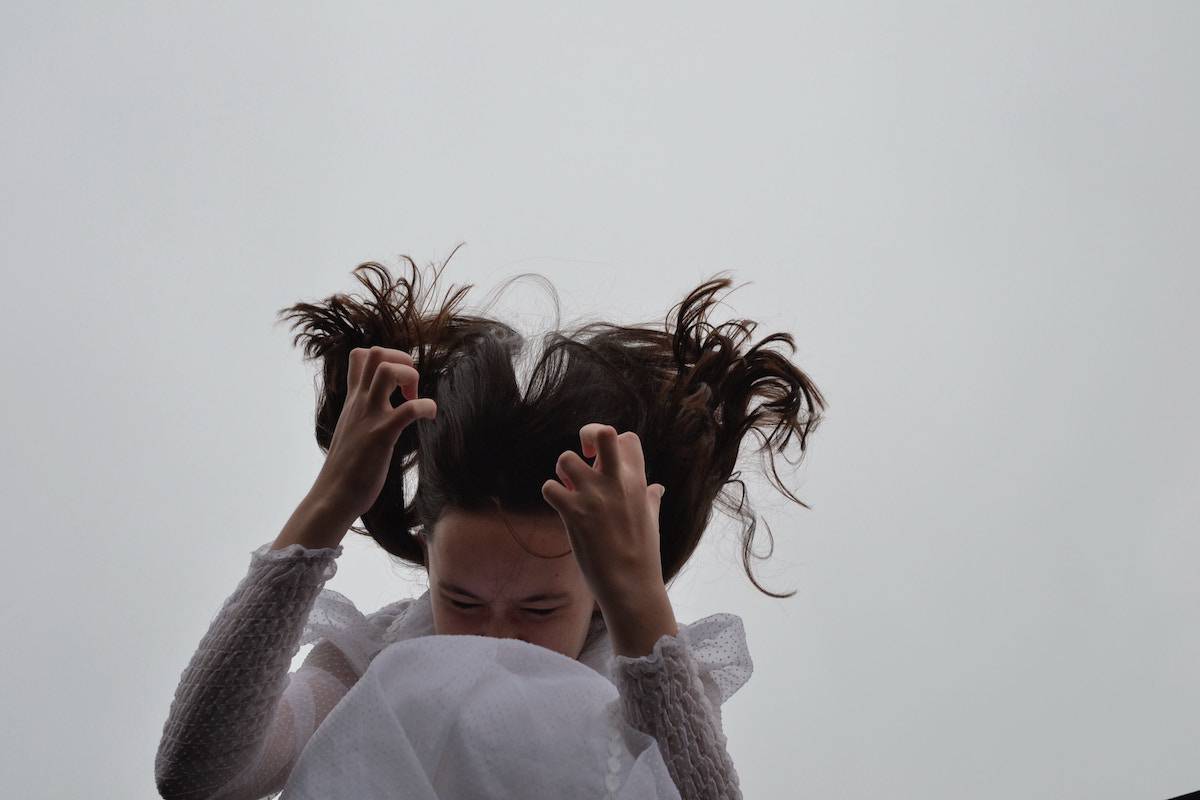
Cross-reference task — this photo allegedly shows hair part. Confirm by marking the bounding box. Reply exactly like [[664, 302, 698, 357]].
[[275, 245, 828, 598]]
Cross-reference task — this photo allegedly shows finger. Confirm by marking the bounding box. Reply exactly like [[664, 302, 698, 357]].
[[385, 396, 438, 439], [617, 431, 646, 476], [578, 423, 603, 462], [348, 348, 364, 394], [541, 479, 570, 512], [556, 449, 593, 492], [369, 361, 421, 411], [357, 346, 416, 395], [583, 424, 623, 478]]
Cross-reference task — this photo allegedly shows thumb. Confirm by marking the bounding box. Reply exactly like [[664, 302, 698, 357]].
[[388, 398, 437, 438]]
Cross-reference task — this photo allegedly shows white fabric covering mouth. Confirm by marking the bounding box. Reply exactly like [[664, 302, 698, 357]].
[[279, 633, 683, 800]]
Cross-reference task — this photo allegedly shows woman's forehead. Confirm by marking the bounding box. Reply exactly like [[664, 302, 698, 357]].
[[430, 508, 582, 588], [434, 507, 568, 551]]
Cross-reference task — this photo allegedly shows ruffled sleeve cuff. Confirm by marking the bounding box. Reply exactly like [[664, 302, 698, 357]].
[[608, 613, 749, 799], [612, 612, 753, 708], [250, 539, 344, 562], [296, 585, 423, 678]]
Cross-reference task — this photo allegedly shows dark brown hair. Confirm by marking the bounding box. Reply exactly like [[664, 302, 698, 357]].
[[275, 245, 828, 598]]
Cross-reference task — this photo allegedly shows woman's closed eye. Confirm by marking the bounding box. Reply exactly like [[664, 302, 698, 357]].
[[448, 599, 559, 616]]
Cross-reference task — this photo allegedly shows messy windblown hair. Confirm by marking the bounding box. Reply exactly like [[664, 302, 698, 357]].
[[274, 244, 828, 598]]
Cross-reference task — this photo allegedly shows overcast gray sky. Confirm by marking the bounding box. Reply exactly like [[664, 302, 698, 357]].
[[2, 3, 1198, 798]]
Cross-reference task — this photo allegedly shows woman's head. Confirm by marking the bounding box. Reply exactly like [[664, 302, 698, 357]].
[[276, 245, 828, 623], [417, 503, 600, 659]]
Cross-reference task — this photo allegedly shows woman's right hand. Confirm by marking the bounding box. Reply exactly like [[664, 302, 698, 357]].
[[309, 346, 437, 521]]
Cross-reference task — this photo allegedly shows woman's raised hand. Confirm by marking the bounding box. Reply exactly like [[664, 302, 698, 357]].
[[309, 346, 437, 521]]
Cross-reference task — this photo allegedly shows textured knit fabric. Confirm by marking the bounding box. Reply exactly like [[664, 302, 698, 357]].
[[155, 540, 753, 800]]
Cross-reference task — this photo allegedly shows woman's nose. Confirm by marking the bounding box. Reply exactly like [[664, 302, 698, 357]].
[[483, 619, 524, 642]]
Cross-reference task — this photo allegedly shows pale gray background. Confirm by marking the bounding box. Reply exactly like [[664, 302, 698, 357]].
[[2, 2, 1197, 798]]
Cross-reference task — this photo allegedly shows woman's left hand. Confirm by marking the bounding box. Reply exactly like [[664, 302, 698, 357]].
[[541, 423, 667, 609]]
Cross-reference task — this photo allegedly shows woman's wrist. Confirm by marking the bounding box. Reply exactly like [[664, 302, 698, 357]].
[[271, 493, 357, 552]]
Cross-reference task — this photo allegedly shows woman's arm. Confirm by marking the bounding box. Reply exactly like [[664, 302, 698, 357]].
[[154, 542, 350, 800], [605, 589, 744, 800], [611, 632, 744, 800], [204, 640, 361, 800]]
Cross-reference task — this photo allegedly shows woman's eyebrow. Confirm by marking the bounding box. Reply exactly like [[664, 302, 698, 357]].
[[437, 580, 570, 603]]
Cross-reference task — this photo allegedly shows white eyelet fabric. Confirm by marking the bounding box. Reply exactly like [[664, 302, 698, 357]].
[[277, 634, 684, 799]]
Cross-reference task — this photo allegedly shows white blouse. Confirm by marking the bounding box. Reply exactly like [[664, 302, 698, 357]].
[[155, 539, 753, 800]]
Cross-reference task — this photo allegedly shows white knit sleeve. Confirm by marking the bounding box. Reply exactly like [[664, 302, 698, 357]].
[[154, 540, 372, 800], [206, 639, 364, 800], [609, 613, 752, 800]]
